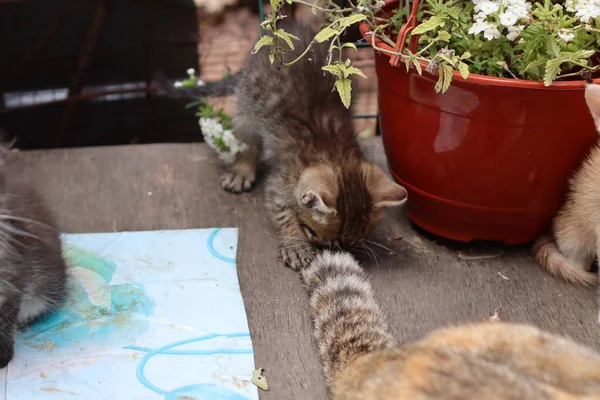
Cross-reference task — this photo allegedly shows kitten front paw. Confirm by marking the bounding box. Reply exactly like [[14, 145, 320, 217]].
[[221, 171, 255, 194], [0, 342, 14, 369], [281, 245, 316, 271]]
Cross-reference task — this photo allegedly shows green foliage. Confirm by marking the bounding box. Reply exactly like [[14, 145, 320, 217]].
[[248, 0, 599, 106]]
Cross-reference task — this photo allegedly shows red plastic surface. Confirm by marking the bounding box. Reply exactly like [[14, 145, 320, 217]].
[[361, 1, 600, 244]]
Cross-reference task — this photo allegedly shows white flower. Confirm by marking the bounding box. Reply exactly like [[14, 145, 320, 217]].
[[500, 10, 519, 26], [484, 24, 501, 40], [506, 25, 524, 40], [475, 0, 500, 15], [557, 29, 575, 42], [565, 0, 600, 23], [187, 68, 196, 75], [469, 20, 492, 35], [174, 81, 183, 88], [473, 0, 500, 16], [197, 80, 206, 87], [198, 117, 249, 164]]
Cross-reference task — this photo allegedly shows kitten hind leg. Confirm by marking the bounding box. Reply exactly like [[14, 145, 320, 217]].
[[0, 295, 20, 368], [221, 139, 261, 194]]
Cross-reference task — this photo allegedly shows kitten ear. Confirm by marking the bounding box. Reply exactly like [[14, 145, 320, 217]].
[[296, 166, 338, 217], [301, 189, 337, 215], [585, 84, 600, 132], [362, 163, 408, 209]]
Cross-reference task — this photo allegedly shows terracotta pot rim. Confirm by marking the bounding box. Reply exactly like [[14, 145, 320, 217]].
[[358, 4, 600, 90]]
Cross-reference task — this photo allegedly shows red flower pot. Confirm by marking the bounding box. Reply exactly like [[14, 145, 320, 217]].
[[360, 1, 600, 244]]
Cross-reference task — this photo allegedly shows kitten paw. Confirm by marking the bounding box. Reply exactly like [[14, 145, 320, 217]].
[[0, 344, 14, 369], [221, 171, 255, 194], [281, 245, 316, 271]]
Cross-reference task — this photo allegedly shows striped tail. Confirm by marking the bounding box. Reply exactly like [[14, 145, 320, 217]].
[[532, 235, 597, 286], [300, 251, 395, 384]]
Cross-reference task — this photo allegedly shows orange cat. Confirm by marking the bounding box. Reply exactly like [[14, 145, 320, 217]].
[[533, 85, 600, 292]]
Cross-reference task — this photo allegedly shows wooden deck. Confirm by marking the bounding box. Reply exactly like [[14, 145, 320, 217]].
[[9, 137, 600, 400]]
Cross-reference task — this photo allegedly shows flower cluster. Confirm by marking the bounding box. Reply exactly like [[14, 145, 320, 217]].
[[199, 117, 248, 164], [469, 0, 531, 41], [172, 68, 248, 163], [254, 0, 600, 97], [566, 0, 600, 22]]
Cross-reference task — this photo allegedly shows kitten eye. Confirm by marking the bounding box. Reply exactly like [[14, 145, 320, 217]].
[[301, 224, 317, 239]]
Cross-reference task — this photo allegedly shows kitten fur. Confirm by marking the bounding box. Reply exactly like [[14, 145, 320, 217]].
[[232, 21, 407, 269], [0, 162, 67, 368], [164, 21, 407, 270], [302, 250, 600, 399], [533, 85, 600, 290]]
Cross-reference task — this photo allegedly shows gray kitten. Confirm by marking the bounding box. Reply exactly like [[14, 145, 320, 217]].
[[0, 157, 67, 368], [162, 22, 407, 270]]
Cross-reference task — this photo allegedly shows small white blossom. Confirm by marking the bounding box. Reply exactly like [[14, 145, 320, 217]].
[[174, 81, 183, 88], [187, 68, 196, 75], [469, 20, 492, 35], [506, 25, 524, 40], [473, 0, 500, 16], [484, 24, 501, 40], [197, 80, 206, 87], [198, 117, 249, 164], [500, 10, 519, 26], [558, 29, 575, 42], [565, 0, 600, 23]]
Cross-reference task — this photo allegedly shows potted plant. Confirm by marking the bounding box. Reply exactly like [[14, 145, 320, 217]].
[[256, 0, 600, 244]]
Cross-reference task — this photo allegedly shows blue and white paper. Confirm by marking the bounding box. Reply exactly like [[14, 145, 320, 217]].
[[0, 228, 258, 400]]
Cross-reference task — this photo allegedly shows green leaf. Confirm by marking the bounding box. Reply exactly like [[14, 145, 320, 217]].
[[269, 0, 280, 9], [434, 70, 444, 93], [342, 42, 358, 51], [268, 50, 275, 64], [322, 64, 343, 77], [412, 15, 446, 35], [275, 29, 299, 50], [413, 59, 422, 75], [437, 54, 456, 67], [436, 30, 451, 42], [441, 64, 453, 93], [345, 66, 367, 79], [460, 52, 471, 60], [543, 57, 564, 86], [337, 14, 368, 29], [315, 27, 339, 43], [457, 61, 470, 80], [252, 35, 274, 54], [335, 78, 352, 109], [547, 39, 561, 57], [523, 57, 547, 73]]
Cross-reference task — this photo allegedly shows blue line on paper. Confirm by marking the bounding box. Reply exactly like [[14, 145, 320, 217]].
[[123, 332, 252, 399], [207, 228, 237, 264]]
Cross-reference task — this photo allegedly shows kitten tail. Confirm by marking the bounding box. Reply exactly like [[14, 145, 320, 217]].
[[532, 235, 597, 286], [300, 251, 395, 385]]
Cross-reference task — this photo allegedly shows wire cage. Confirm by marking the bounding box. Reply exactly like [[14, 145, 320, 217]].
[[0, 0, 201, 149]]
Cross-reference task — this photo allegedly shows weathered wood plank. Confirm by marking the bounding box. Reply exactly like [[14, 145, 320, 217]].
[[7, 138, 599, 400]]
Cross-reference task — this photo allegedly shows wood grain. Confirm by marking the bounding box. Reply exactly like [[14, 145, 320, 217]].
[[8, 138, 600, 400]]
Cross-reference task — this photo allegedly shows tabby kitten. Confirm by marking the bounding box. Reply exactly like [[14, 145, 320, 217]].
[[162, 21, 407, 270], [229, 21, 407, 269], [302, 250, 600, 399], [533, 84, 600, 289], [0, 158, 68, 368]]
